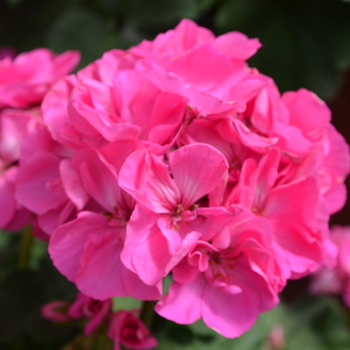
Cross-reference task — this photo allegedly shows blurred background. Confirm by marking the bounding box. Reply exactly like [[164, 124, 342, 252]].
[[1, 0, 350, 349]]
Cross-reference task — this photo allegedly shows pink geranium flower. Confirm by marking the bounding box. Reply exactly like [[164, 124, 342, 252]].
[[68, 293, 112, 335], [108, 310, 157, 350], [49, 143, 161, 300], [119, 143, 241, 285], [310, 226, 350, 307], [41, 300, 71, 323], [0, 48, 80, 108], [6, 19, 348, 340], [156, 215, 282, 338]]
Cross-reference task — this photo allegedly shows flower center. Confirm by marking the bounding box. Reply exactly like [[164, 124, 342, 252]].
[[171, 203, 198, 229]]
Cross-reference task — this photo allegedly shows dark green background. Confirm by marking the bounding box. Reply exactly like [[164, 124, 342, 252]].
[[1, 0, 350, 349]]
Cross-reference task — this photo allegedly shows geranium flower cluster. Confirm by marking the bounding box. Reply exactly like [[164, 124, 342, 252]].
[[1, 19, 349, 338], [310, 225, 350, 307], [0, 47, 80, 234], [41, 293, 157, 350]]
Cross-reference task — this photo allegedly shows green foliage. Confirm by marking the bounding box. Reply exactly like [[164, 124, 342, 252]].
[[0, 231, 78, 349], [2, 0, 350, 100], [47, 7, 119, 68], [215, 0, 350, 100], [154, 295, 350, 350]]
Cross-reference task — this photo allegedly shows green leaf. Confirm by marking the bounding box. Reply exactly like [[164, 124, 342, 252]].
[[119, 0, 199, 45], [47, 7, 121, 68], [214, 0, 350, 100], [112, 296, 142, 312]]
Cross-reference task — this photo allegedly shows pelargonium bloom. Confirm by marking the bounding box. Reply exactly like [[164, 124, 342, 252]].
[[41, 300, 71, 323], [0, 48, 80, 108], [0, 48, 80, 234], [9, 18, 348, 339], [108, 310, 157, 350], [119, 143, 241, 285], [49, 143, 162, 301], [156, 215, 283, 338], [68, 292, 112, 335], [309, 226, 350, 307]]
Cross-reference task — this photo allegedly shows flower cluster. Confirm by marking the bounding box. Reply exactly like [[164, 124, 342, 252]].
[[41, 293, 157, 350], [0, 48, 80, 234], [310, 225, 350, 307], [1, 19, 349, 338]]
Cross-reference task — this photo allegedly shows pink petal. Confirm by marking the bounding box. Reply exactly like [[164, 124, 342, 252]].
[[76, 230, 129, 299], [49, 211, 116, 282], [169, 143, 228, 208], [16, 151, 68, 215], [60, 159, 89, 210], [121, 205, 175, 285], [155, 276, 205, 324], [0, 169, 16, 227], [215, 32, 261, 60], [119, 149, 179, 213], [202, 281, 260, 338]]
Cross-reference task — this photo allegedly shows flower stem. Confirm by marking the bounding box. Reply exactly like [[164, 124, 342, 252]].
[[18, 225, 33, 270], [139, 300, 157, 329]]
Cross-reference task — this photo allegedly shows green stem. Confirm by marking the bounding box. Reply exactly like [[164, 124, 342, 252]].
[[139, 300, 157, 329], [18, 225, 33, 270]]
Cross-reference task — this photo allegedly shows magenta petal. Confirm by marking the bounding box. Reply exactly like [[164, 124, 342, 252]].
[[252, 149, 280, 210], [72, 148, 122, 212], [215, 32, 261, 60], [60, 159, 89, 210], [165, 230, 202, 274], [121, 205, 174, 285], [189, 206, 241, 242], [202, 283, 259, 338], [155, 276, 205, 324], [168, 43, 234, 92], [16, 151, 68, 214], [122, 267, 162, 300], [119, 149, 179, 213], [52, 50, 80, 80], [76, 230, 128, 299], [49, 212, 115, 282], [0, 169, 16, 227], [169, 144, 228, 208], [37, 201, 75, 235]]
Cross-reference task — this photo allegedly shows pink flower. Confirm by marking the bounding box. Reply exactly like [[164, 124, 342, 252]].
[[119, 143, 241, 285], [130, 18, 260, 64], [310, 226, 350, 307], [0, 47, 16, 60], [6, 19, 348, 340], [0, 166, 31, 231], [266, 325, 285, 350], [49, 144, 161, 300], [225, 150, 331, 279], [0, 48, 80, 108], [41, 300, 71, 323], [68, 293, 112, 335], [0, 108, 41, 168], [108, 310, 157, 350], [156, 215, 282, 338]]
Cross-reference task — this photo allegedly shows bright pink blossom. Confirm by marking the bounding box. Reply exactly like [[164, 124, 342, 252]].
[[310, 226, 350, 307], [108, 310, 157, 350], [119, 143, 241, 285], [41, 301, 71, 323], [225, 150, 333, 279], [49, 144, 161, 300], [6, 19, 348, 340], [68, 293, 112, 335], [0, 48, 80, 108], [156, 215, 282, 338]]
